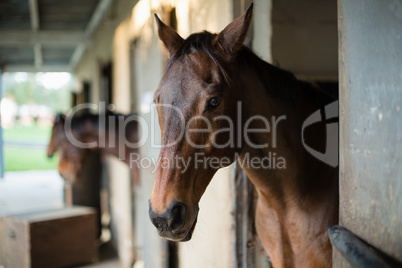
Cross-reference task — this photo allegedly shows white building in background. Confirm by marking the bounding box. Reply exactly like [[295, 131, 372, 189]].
[[18, 103, 53, 126], [0, 98, 18, 128]]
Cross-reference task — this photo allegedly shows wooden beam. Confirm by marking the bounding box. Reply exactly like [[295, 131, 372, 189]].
[[0, 73, 4, 179], [29, 0, 42, 68], [28, 0, 40, 31], [0, 31, 87, 47], [4, 65, 72, 72], [69, 44, 86, 71], [0, 0, 113, 72], [85, 0, 113, 36], [70, 0, 113, 70], [34, 44, 42, 69]]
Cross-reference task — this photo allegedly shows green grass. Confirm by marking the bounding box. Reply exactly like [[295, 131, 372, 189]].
[[2, 124, 58, 171], [3, 125, 52, 143], [4, 147, 59, 171]]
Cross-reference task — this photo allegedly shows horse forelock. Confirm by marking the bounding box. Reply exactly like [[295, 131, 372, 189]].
[[164, 31, 232, 86]]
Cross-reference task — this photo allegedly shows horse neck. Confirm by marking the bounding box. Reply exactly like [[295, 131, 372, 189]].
[[73, 116, 103, 150], [97, 114, 121, 158], [103, 114, 138, 162], [236, 58, 335, 208]]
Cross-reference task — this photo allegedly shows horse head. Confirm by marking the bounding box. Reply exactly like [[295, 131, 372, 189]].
[[149, 5, 253, 241], [47, 113, 66, 158], [47, 113, 87, 182]]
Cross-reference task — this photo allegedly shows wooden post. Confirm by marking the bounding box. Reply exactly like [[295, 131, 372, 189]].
[[65, 150, 102, 237], [233, 162, 272, 268], [0, 72, 4, 179]]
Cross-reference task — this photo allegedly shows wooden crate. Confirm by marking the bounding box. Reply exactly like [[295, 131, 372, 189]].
[[0, 206, 98, 268]]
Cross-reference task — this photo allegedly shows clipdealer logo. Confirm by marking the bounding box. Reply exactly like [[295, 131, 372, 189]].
[[302, 101, 339, 167]]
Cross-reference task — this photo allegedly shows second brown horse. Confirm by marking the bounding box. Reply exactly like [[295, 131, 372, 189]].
[[47, 112, 139, 184]]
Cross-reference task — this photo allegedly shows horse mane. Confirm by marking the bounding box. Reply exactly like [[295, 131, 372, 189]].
[[69, 111, 126, 127], [236, 47, 336, 106], [166, 31, 336, 107], [70, 113, 99, 128], [68, 111, 138, 139]]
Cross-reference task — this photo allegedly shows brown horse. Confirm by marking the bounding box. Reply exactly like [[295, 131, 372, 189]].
[[47, 112, 140, 184], [149, 4, 338, 268], [47, 114, 88, 182]]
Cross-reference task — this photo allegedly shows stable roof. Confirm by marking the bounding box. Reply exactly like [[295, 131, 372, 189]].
[[0, 0, 112, 72]]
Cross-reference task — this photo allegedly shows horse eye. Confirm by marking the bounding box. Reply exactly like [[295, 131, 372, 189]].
[[207, 97, 221, 110]]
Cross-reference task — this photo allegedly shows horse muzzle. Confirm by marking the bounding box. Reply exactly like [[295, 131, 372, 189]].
[[148, 200, 198, 242]]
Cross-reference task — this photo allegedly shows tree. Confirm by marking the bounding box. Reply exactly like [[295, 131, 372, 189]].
[[2, 72, 71, 113]]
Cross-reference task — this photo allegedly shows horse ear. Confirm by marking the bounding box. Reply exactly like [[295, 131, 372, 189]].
[[216, 3, 253, 55], [55, 113, 66, 123], [155, 14, 184, 56]]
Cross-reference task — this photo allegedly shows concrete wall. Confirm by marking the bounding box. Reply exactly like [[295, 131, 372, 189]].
[[107, 157, 134, 266], [336, 0, 402, 266], [252, 0, 273, 63]]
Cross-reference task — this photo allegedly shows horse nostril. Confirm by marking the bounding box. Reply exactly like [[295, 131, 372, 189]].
[[152, 217, 169, 232], [168, 201, 186, 231], [148, 200, 187, 233]]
